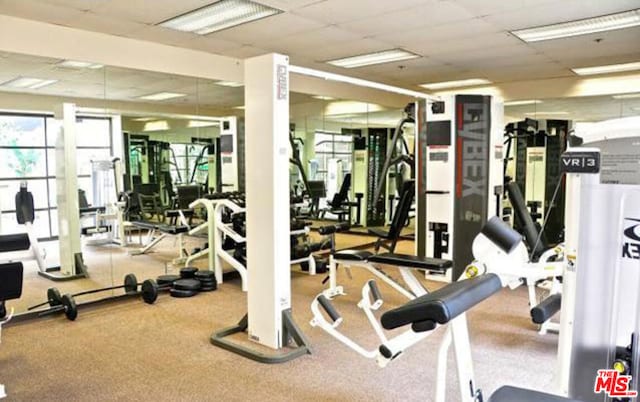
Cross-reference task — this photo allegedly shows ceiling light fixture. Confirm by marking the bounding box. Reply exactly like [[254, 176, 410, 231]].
[[419, 78, 491, 90], [571, 61, 640, 76], [613, 93, 640, 99], [1, 77, 58, 89], [57, 60, 104, 69], [138, 92, 186, 101], [524, 111, 569, 116], [504, 100, 543, 106], [233, 106, 245, 110], [131, 117, 158, 122], [188, 120, 219, 128], [312, 95, 335, 101], [327, 49, 420, 69], [159, 0, 282, 35], [215, 80, 243, 87], [511, 9, 640, 42]]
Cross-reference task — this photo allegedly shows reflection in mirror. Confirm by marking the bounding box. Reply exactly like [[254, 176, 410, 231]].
[[0, 50, 245, 319], [289, 93, 416, 248], [503, 93, 640, 247]]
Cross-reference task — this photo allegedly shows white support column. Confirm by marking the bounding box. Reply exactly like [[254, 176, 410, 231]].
[[55, 103, 82, 276], [245, 53, 291, 349]]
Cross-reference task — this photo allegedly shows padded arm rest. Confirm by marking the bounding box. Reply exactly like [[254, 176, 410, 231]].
[[165, 209, 194, 218], [369, 253, 452, 272], [381, 274, 502, 331]]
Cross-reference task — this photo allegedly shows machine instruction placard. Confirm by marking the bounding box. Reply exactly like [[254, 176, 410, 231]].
[[589, 137, 640, 185]]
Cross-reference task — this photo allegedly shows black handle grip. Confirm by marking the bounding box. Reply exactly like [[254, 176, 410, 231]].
[[368, 280, 382, 304], [317, 295, 341, 323], [318, 222, 351, 235]]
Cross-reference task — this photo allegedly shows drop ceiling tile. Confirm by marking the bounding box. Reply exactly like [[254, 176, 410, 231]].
[[211, 13, 324, 44], [339, 1, 476, 37], [434, 44, 541, 65], [476, 63, 573, 82], [185, 35, 241, 53], [378, 18, 500, 48], [482, 0, 640, 31], [406, 32, 522, 56], [259, 0, 328, 12], [451, 0, 557, 17], [68, 11, 148, 36], [0, 0, 87, 26], [291, 0, 431, 25], [265, 26, 362, 56], [90, 0, 214, 25], [37, 0, 109, 12]]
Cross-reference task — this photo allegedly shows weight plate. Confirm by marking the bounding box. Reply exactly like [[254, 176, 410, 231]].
[[194, 271, 215, 280], [48, 287, 62, 307], [62, 294, 78, 321], [180, 267, 199, 278], [198, 281, 216, 287], [156, 275, 181, 286], [141, 280, 159, 304], [169, 288, 198, 298], [173, 279, 201, 291], [124, 273, 139, 294], [199, 286, 217, 292]]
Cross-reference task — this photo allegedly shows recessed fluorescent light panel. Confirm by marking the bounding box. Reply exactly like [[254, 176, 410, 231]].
[[419, 78, 491, 90], [613, 93, 640, 99], [326, 49, 420, 69], [58, 60, 104, 69], [312, 95, 335, 100], [131, 117, 158, 122], [1, 77, 57, 89], [504, 100, 543, 106], [159, 0, 282, 35], [139, 92, 186, 101], [511, 9, 640, 42], [524, 111, 569, 116], [233, 106, 245, 110], [572, 61, 640, 76], [215, 80, 243, 87]]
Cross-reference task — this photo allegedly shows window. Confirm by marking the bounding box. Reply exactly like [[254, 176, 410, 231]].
[[0, 113, 112, 240]]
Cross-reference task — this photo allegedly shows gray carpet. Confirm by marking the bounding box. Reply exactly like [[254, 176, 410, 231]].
[[0, 239, 558, 401]]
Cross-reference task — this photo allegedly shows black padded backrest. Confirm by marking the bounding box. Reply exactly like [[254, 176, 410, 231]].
[[380, 273, 502, 331], [0, 262, 23, 301], [176, 185, 201, 209], [387, 180, 415, 239], [506, 182, 546, 259], [329, 173, 351, 208], [134, 183, 160, 196], [307, 180, 326, 199], [78, 189, 89, 209], [15, 189, 35, 224]]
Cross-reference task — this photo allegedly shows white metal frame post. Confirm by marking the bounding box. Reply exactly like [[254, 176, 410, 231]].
[[211, 54, 311, 363]]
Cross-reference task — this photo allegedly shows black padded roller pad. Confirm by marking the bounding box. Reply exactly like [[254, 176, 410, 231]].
[[334, 250, 374, 261], [0, 262, 24, 300], [317, 222, 350, 235], [381, 274, 502, 331], [481, 217, 522, 254], [0, 233, 30, 252], [15, 190, 35, 224], [369, 253, 452, 271], [488, 386, 583, 402], [531, 294, 562, 324]]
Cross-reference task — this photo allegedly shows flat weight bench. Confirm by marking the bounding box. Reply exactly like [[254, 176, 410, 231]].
[[327, 249, 452, 300], [130, 220, 190, 256], [379, 274, 582, 402]]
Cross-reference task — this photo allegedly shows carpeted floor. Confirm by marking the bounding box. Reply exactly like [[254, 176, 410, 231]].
[[0, 238, 559, 401]]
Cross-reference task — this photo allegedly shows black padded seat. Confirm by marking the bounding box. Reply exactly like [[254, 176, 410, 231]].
[[334, 250, 374, 261], [368, 227, 390, 239], [369, 253, 452, 272], [0, 233, 31, 252], [156, 224, 189, 235], [79, 206, 106, 214], [131, 221, 157, 230], [489, 386, 583, 402], [0, 262, 24, 301], [165, 209, 195, 218], [381, 274, 502, 332]]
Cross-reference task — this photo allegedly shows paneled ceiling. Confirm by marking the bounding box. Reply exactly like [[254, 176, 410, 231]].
[[0, 0, 638, 90]]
